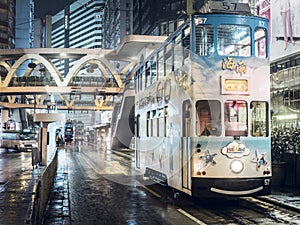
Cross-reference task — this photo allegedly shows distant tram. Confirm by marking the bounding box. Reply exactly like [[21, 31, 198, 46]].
[[64, 120, 74, 144], [134, 1, 271, 197], [74, 121, 84, 144]]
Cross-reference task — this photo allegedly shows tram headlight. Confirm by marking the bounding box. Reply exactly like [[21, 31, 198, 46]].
[[230, 160, 244, 174]]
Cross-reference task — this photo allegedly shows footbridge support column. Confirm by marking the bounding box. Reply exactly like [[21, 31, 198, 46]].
[[34, 113, 65, 166]]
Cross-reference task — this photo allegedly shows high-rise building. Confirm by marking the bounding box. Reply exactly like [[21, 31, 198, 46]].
[[103, 0, 188, 49], [33, 19, 43, 48], [51, 0, 105, 49], [15, 0, 34, 48], [133, 0, 187, 36], [47, 0, 105, 76], [0, 0, 15, 49], [102, 0, 133, 49]]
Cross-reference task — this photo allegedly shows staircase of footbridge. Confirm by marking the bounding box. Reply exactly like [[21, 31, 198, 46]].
[[0, 35, 166, 111]]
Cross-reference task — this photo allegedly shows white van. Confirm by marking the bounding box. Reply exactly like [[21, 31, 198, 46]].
[[0, 129, 37, 151]]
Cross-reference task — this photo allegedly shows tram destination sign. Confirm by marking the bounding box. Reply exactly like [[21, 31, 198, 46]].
[[221, 76, 250, 95]]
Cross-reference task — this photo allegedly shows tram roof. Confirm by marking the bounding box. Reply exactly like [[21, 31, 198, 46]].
[[105, 35, 168, 62]]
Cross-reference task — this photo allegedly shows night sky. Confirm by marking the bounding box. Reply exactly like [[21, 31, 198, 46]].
[[34, 0, 74, 18]]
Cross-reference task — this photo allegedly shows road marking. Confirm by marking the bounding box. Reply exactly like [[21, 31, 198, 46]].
[[141, 185, 161, 198], [177, 208, 207, 225]]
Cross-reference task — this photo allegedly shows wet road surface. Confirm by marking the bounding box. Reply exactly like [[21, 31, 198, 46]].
[[1, 145, 300, 224], [43, 145, 198, 225], [43, 144, 300, 225], [0, 150, 38, 225]]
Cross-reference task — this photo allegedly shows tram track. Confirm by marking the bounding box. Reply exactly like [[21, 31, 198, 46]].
[[239, 196, 300, 224], [140, 181, 300, 224], [115, 151, 297, 224], [82, 146, 300, 224]]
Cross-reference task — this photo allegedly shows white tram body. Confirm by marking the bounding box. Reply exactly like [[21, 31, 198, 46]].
[[134, 2, 271, 197]]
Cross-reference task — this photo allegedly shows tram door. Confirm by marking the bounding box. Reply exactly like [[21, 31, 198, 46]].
[[182, 100, 192, 190]]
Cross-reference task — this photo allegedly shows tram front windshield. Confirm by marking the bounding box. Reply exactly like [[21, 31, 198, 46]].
[[196, 100, 269, 137], [224, 100, 247, 136]]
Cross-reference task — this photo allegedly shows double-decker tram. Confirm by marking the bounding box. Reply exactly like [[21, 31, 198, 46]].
[[134, 1, 271, 197], [64, 120, 74, 145]]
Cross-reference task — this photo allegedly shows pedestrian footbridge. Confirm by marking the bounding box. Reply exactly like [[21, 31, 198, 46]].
[[0, 35, 167, 111]]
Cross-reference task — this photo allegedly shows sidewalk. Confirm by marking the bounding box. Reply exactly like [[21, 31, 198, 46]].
[[0, 165, 43, 225], [43, 149, 70, 224]]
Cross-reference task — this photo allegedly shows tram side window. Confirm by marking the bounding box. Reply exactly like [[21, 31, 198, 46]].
[[255, 27, 267, 58], [182, 27, 190, 61], [135, 75, 138, 92], [224, 100, 248, 136], [165, 43, 173, 76], [218, 25, 251, 56], [158, 50, 164, 78], [164, 106, 168, 137], [136, 115, 140, 138], [174, 35, 183, 68], [145, 62, 151, 87], [151, 56, 157, 83], [250, 101, 268, 137], [196, 100, 221, 136], [135, 69, 143, 92], [195, 25, 214, 56], [141, 65, 146, 89], [157, 108, 165, 137]]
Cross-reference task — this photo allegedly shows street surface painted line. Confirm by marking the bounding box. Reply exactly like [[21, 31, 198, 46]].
[[177, 208, 207, 225], [141, 185, 161, 198]]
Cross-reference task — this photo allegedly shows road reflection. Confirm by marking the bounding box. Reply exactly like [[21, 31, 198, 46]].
[[0, 149, 32, 191]]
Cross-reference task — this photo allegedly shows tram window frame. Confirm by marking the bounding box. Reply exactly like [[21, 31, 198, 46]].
[[139, 68, 143, 91], [196, 100, 221, 137], [145, 61, 151, 87], [217, 24, 251, 57], [165, 42, 173, 76], [136, 67, 143, 92], [136, 115, 140, 138], [151, 55, 157, 83], [254, 27, 267, 58], [174, 33, 183, 68], [164, 106, 168, 137], [224, 100, 248, 137], [146, 111, 151, 137], [158, 50, 164, 79], [250, 101, 269, 137], [182, 27, 191, 61], [135, 74, 138, 93], [195, 24, 214, 56], [151, 110, 158, 137]]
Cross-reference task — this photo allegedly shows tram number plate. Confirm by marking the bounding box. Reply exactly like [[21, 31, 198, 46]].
[[211, 2, 251, 13]]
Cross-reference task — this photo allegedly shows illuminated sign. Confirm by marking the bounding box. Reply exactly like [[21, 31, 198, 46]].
[[224, 79, 248, 92], [221, 76, 250, 95]]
